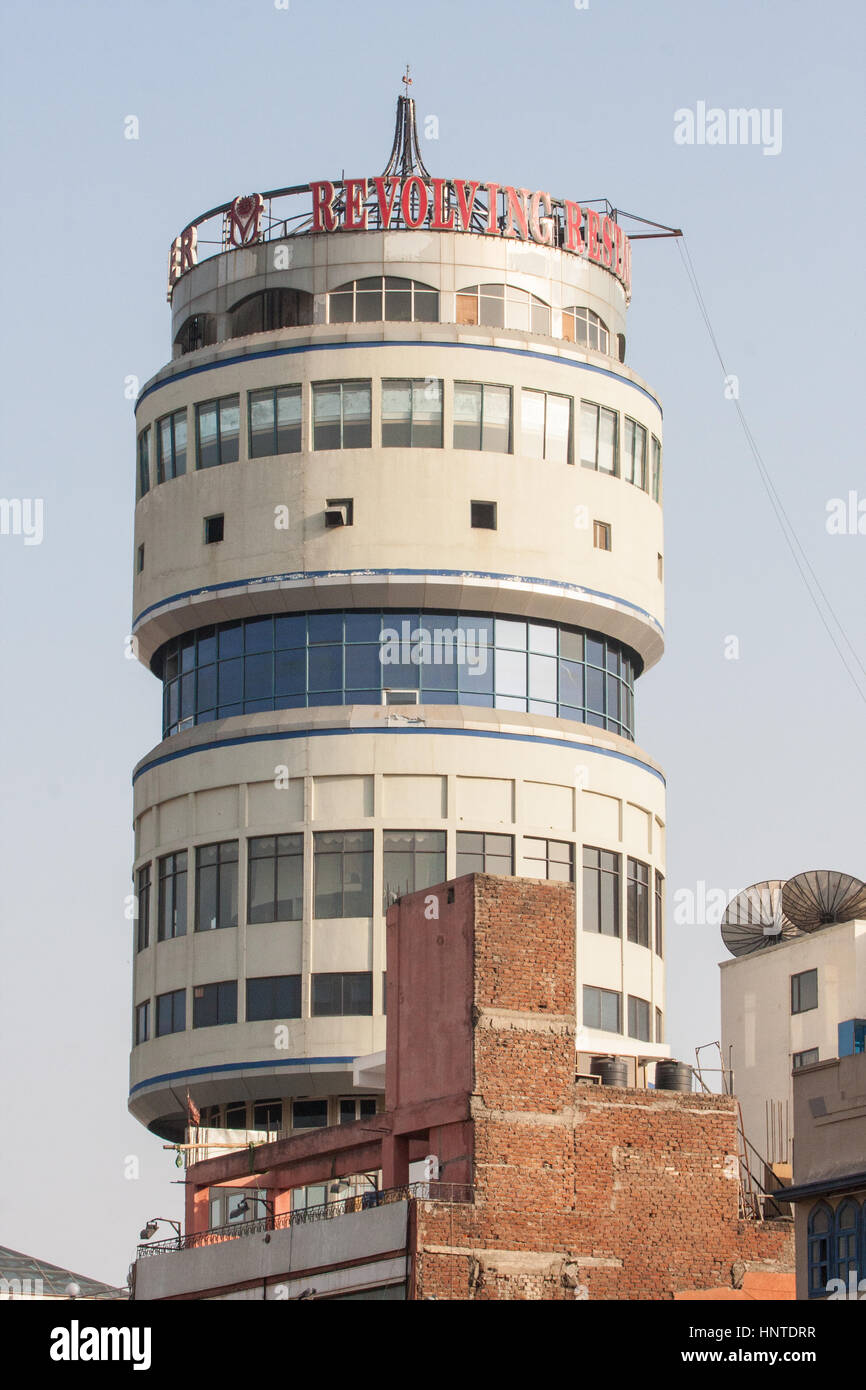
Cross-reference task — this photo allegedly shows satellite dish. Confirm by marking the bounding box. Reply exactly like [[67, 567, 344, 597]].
[[781, 870, 866, 931], [721, 880, 797, 957]]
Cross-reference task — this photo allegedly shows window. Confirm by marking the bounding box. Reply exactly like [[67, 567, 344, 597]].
[[136, 863, 151, 953], [136, 427, 151, 499], [627, 858, 651, 947], [135, 1000, 150, 1045], [628, 995, 651, 1042], [292, 1100, 329, 1130], [195, 841, 239, 932], [193, 980, 238, 1029], [204, 514, 224, 544], [583, 985, 621, 1033], [248, 834, 303, 923], [623, 417, 648, 490], [453, 382, 512, 452], [156, 988, 185, 1036], [471, 500, 497, 530], [562, 306, 609, 353], [156, 611, 638, 741], [580, 402, 618, 474], [224, 1102, 247, 1130], [314, 831, 373, 918], [835, 1201, 860, 1284], [520, 389, 572, 463], [157, 852, 187, 940], [456, 283, 550, 335], [582, 848, 621, 936], [524, 837, 574, 883], [654, 871, 664, 957], [381, 379, 443, 447], [792, 968, 818, 1015], [252, 1100, 283, 1132], [157, 409, 187, 482], [311, 972, 373, 1016], [209, 1186, 267, 1228], [657, 553, 664, 582], [175, 313, 217, 355], [593, 520, 611, 551], [651, 435, 662, 502], [312, 381, 372, 450], [793, 1048, 819, 1069], [456, 831, 513, 876], [383, 831, 446, 908], [655, 1007, 664, 1044], [248, 385, 302, 458], [328, 276, 438, 324], [807, 1203, 833, 1296], [196, 396, 240, 469], [246, 974, 302, 1022], [136, 543, 145, 574], [339, 1098, 378, 1124], [229, 288, 312, 336]]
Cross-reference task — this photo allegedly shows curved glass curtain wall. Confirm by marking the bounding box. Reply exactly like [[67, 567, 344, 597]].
[[156, 611, 639, 741]]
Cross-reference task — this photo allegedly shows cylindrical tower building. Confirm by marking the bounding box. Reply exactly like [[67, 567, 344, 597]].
[[129, 96, 668, 1142]]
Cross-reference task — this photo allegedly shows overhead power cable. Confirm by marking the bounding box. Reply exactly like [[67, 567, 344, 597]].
[[675, 236, 866, 705]]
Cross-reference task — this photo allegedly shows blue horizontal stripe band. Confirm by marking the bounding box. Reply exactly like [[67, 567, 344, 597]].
[[132, 567, 664, 636], [129, 1054, 357, 1097], [133, 723, 666, 786], [136, 337, 662, 413]]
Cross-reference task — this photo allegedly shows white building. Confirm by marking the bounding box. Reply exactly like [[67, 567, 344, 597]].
[[721, 918, 866, 1166], [128, 93, 670, 1145]]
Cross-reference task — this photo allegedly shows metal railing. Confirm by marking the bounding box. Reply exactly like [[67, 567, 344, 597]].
[[136, 1181, 473, 1258]]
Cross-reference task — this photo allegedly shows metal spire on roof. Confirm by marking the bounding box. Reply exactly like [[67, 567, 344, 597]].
[[381, 66, 430, 178]]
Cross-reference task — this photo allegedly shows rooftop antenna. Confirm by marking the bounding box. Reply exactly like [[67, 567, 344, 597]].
[[720, 880, 799, 957], [381, 65, 430, 179], [781, 870, 866, 931]]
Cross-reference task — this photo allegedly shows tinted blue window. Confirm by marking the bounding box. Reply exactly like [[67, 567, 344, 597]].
[[219, 659, 243, 703], [308, 613, 343, 644], [219, 624, 243, 658], [345, 644, 381, 689], [275, 614, 307, 648], [345, 612, 383, 643], [245, 653, 273, 698], [308, 645, 342, 690], [275, 649, 306, 696], [245, 618, 273, 653], [157, 612, 637, 742]]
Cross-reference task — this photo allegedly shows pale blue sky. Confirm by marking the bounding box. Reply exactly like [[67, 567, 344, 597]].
[[0, 0, 863, 1283]]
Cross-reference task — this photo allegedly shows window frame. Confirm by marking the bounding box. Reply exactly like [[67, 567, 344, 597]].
[[195, 840, 239, 933], [627, 994, 652, 1042], [246, 974, 302, 1022], [136, 426, 151, 499], [562, 305, 610, 353], [583, 984, 622, 1033], [382, 830, 447, 909], [520, 388, 573, 464], [627, 857, 651, 947], [136, 862, 151, 953], [453, 381, 513, 454], [157, 851, 187, 941], [155, 987, 186, 1037], [311, 971, 374, 1017], [311, 380, 372, 451], [247, 833, 303, 924], [381, 378, 444, 448], [248, 384, 302, 459], [524, 836, 574, 883], [195, 395, 240, 470], [134, 1000, 150, 1045], [313, 830, 374, 919], [582, 846, 621, 937], [791, 968, 818, 1015], [455, 830, 514, 877], [156, 408, 187, 483], [192, 979, 238, 1029]]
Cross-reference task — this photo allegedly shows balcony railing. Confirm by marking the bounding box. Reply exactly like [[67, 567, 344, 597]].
[[136, 1181, 474, 1258]]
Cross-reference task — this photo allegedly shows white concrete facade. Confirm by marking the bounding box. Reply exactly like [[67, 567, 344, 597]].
[[129, 211, 668, 1138], [721, 920, 866, 1165]]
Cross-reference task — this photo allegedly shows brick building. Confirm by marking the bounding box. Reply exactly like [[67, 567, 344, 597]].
[[133, 876, 793, 1300]]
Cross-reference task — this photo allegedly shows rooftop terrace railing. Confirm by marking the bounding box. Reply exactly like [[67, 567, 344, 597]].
[[136, 1180, 474, 1258]]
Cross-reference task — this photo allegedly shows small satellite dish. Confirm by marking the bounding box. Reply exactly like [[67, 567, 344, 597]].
[[781, 870, 866, 931], [721, 880, 797, 957]]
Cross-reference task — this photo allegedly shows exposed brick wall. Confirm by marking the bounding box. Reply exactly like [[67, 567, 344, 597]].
[[408, 875, 793, 1300]]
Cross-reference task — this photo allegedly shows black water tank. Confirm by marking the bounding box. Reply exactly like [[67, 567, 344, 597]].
[[654, 1060, 692, 1093], [591, 1056, 629, 1087]]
